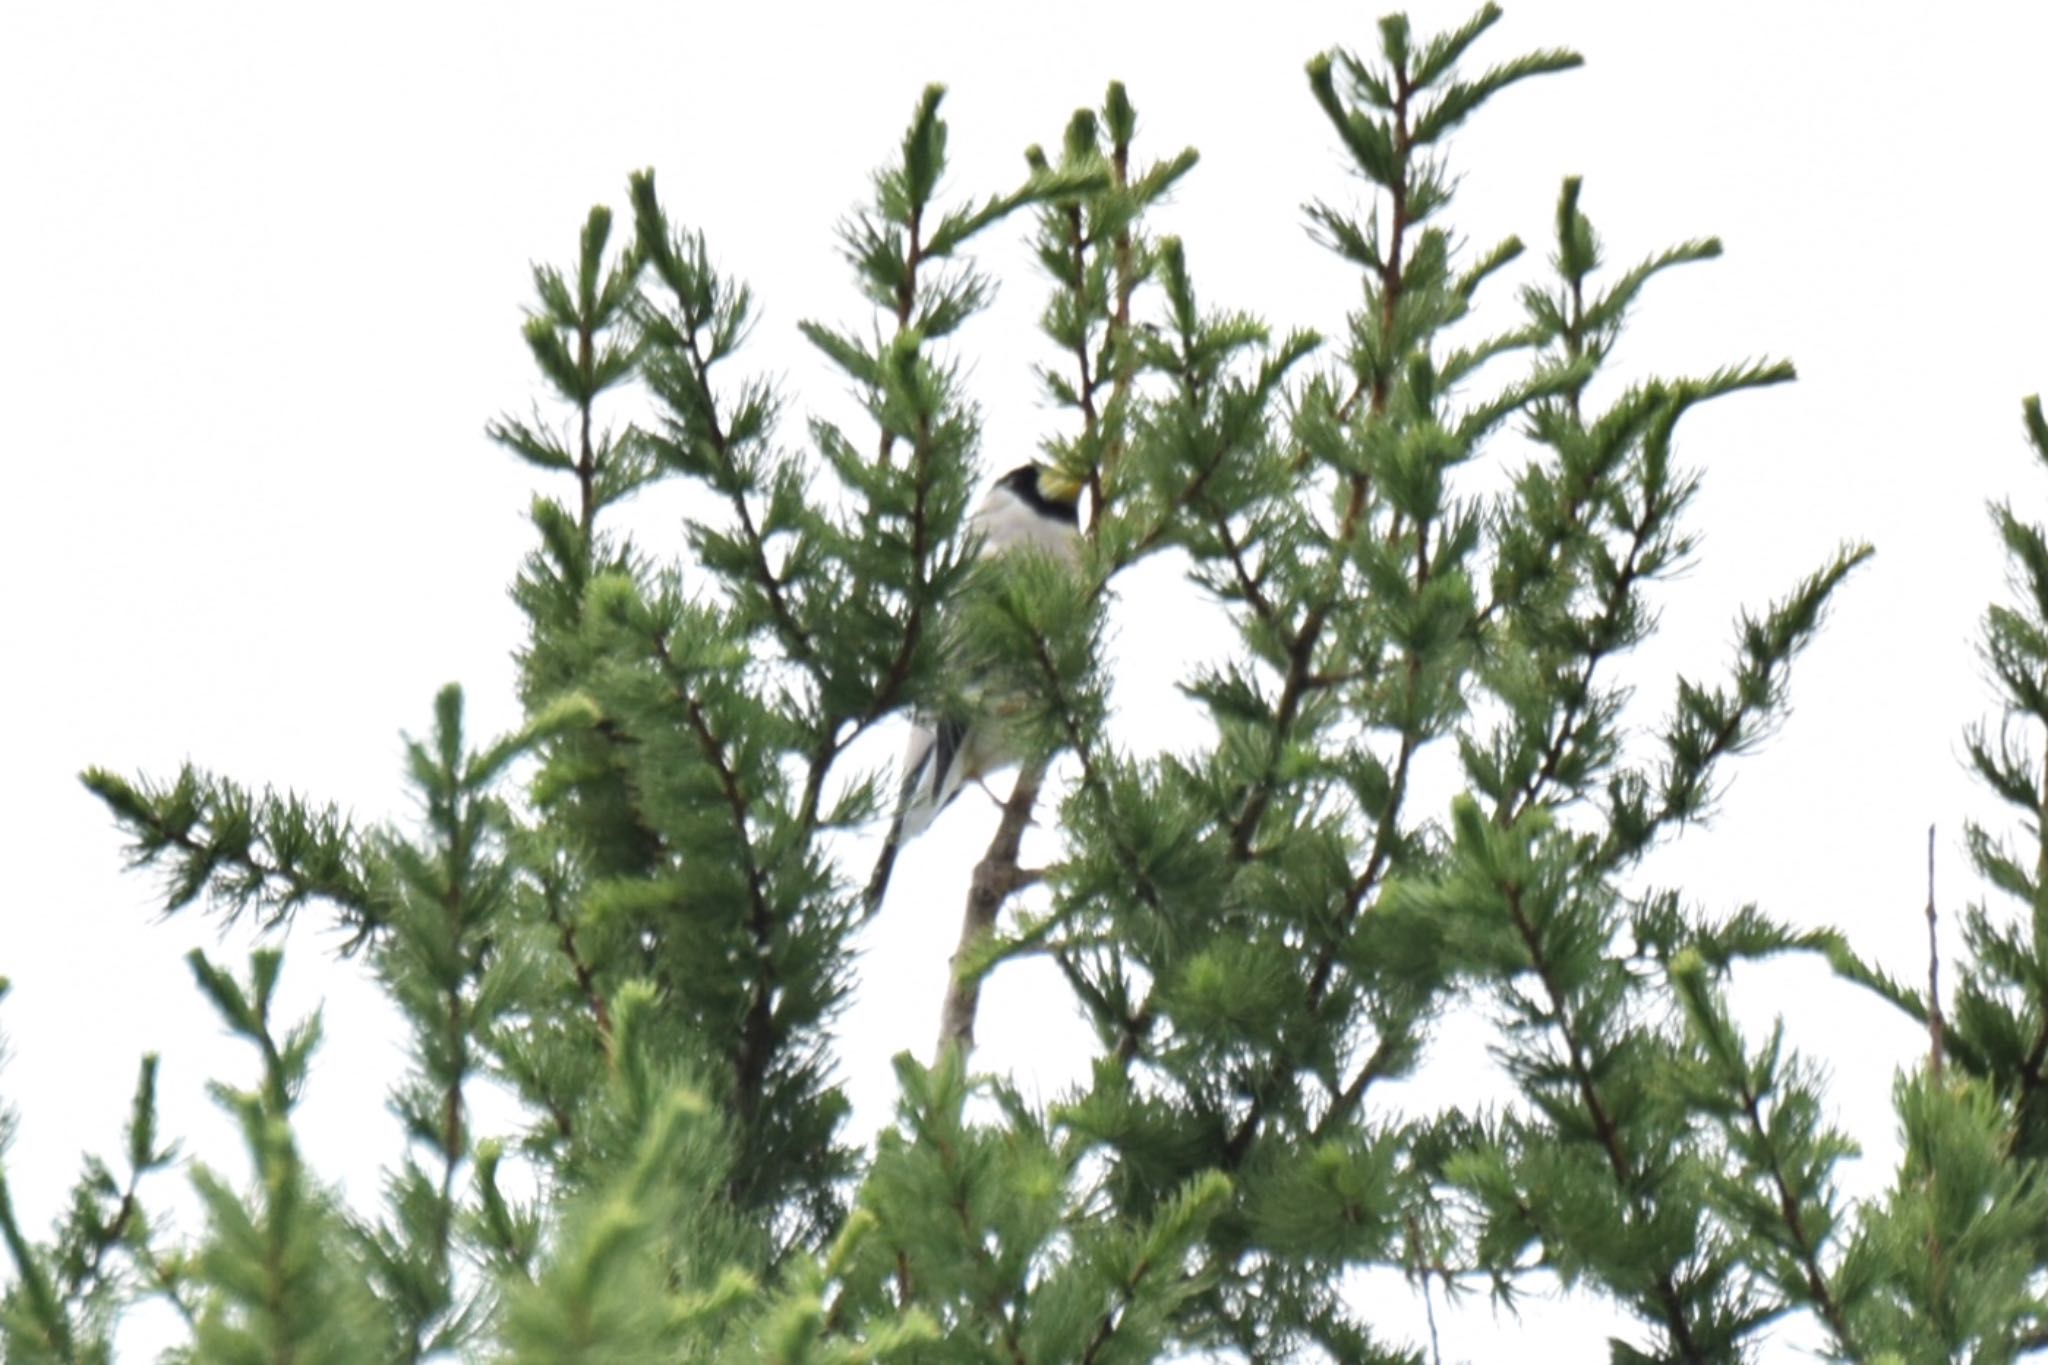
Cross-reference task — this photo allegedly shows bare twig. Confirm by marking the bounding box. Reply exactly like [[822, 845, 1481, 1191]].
[[1926, 822, 1944, 1078], [1422, 1269, 1444, 1365], [935, 763, 1046, 1059]]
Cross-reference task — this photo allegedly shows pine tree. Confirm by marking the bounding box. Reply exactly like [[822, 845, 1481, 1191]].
[[10, 6, 2048, 1360]]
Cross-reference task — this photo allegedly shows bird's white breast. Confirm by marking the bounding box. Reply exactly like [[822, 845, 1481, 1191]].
[[971, 487, 1081, 563]]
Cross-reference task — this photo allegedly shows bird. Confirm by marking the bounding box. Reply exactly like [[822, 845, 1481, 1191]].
[[863, 462, 1083, 915]]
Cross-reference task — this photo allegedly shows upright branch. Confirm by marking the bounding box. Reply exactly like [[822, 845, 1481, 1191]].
[[1200, 6, 1579, 1166], [932, 83, 1187, 1057], [0, 1046, 179, 1363], [488, 204, 645, 540], [802, 81, 1097, 763], [630, 172, 820, 678], [1423, 177, 1865, 1362], [1928, 823, 1945, 1077], [488, 203, 652, 1061], [366, 686, 582, 1361], [1026, 83, 1195, 525], [1935, 396, 2048, 1159], [1035, 12, 1619, 1356], [1828, 390, 2048, 1347], [1670, 956, 1861, 1355], [181, 950, 386, 1362]]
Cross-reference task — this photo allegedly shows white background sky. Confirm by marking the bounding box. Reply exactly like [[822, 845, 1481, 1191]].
[[5, 2, 2048, 1359]]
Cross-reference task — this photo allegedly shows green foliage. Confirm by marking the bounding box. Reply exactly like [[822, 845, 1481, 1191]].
[[1836, 1074, 2048, 1357], [0, 1025, 178, 1365], [178, 950, 387, 1365], [15, 6, 2048, 1361], [77, 766, 372, 942], [1946, 396, 2048, 1157]]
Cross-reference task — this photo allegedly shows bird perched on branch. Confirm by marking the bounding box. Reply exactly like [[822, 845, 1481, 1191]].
[[864, 462, 1083, 915]]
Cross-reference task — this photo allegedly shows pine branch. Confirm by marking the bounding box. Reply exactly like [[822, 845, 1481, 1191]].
[[876, 86, 940, 471], [1603, 542, 1871, 864], [540, 872, 613, 1056], [631, 171, 817, 672], [671, 662, 780, 1127], [1062, 199, 1103, 463], [1502, 884, 1707, 1363], [1503, 495, 1657, 824], [1035, 680, 1168, 1064], [929, 93, 1188, 1055], [80, 766, 377, 942], [1669, 956, 1859, 1353], [1737, 1076, 1855, 1349], [1222, 486, 1426, 1164], [1154, 30, 1445, 1180], [1227, 55, 1420, 863], [0, 1170, 76, 1360]]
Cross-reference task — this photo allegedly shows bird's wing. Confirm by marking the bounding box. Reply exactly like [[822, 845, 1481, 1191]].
[[896, 712, 969, 840]]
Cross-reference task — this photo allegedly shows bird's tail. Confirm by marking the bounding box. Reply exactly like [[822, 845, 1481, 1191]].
[[863, 714, 966, 919], [862, 803, 908, 922]]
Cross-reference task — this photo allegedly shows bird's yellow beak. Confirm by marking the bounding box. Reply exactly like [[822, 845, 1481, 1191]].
[[1038, 467, 1084, 504]]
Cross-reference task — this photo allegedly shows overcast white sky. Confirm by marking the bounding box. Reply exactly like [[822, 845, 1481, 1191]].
[[5, 2, 2048, 1358]]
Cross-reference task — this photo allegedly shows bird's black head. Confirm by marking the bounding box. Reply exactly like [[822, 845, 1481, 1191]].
[[998, 463, 1081, 524]]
